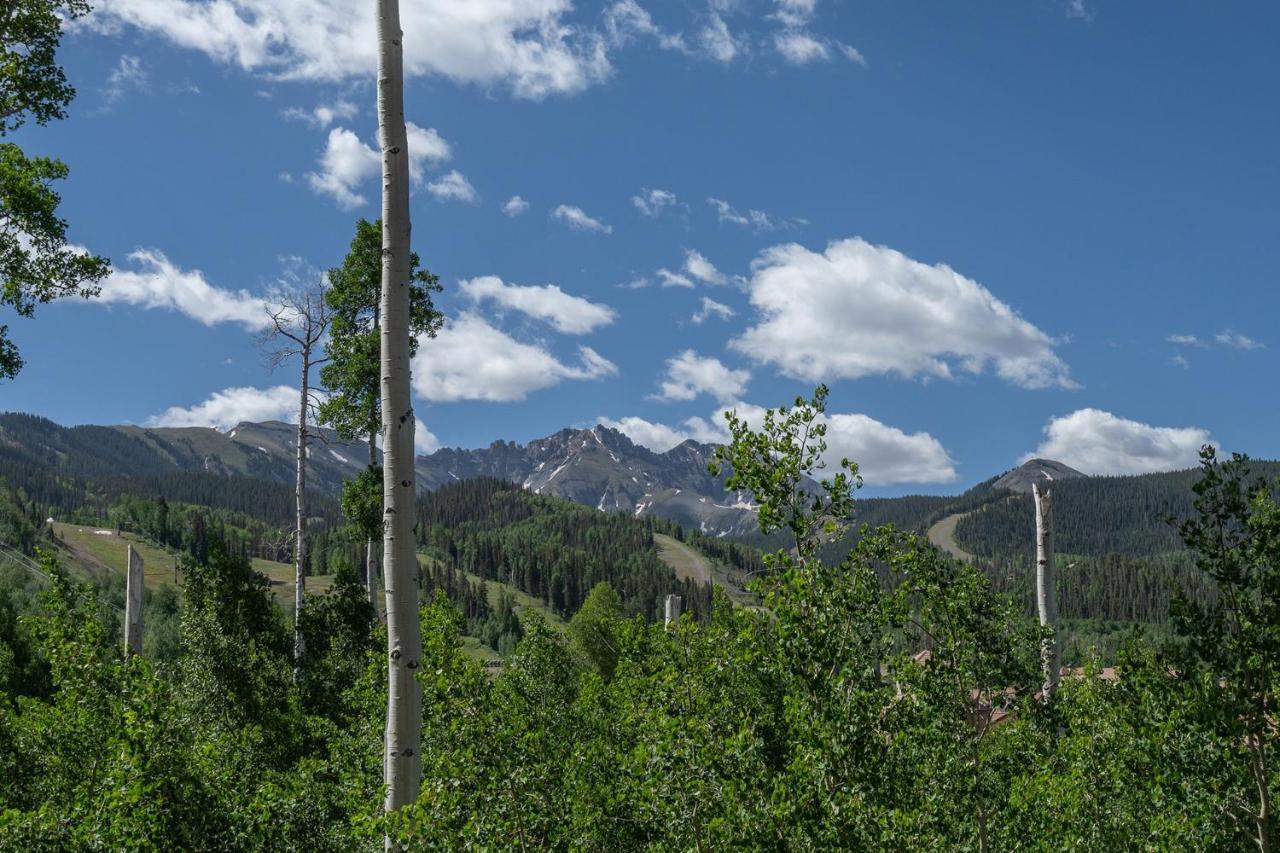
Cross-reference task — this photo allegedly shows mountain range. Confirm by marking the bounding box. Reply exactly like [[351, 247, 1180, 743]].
[[12, 412, 1273, 559], [0, 414, 758, 535]]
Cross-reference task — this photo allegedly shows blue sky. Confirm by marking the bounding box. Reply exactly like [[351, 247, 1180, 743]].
[[5, 0, 1278, 495]]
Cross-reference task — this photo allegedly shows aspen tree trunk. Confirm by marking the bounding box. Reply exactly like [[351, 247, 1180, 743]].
[[368, 415, 379, 616], [664, 593, 682, 627], [294, 353, 309, 682], [1033, 482, 1060, 700], [377, 0, 422, 833], [124, 545, 143, 656]]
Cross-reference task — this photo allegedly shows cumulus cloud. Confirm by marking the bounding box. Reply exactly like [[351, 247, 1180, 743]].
[[597, 415, 704, 453], [552, 204, 611, 234], [502, 195, 530, 216], [458, 276, 616, 334], [146, 385, 297, 430], [426, 169, 477, 203], [602, 399, 957, 484], [631, 187, 678, 216], [306, 127, 377, 208], [1023, 409, 1213, 475], [282, 99, 358, 127], [691, 296, 734, 324], [411, 313, 617, 402], [413, 416, 441, 454], [1166, 334, 1205, 347], [651, 350, 749, 403], [732, 237, 1074, 389], [94, 249, 272, 329], [87, 0, 613, 100], [306, 122, 450, 208]]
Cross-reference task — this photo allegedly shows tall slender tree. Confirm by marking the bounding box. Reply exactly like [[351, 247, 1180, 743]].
[[0, 0, 109, 379], [319, 220, 440, 609], [260, 280, 331, 681], [376, 0, 423, 832], [1033, 480, 1060, 700]]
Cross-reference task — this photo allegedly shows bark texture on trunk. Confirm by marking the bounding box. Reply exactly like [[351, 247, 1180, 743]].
[[1033, 481, 1060, 700], [367, 424, 379, 612], [124, 545, 143, 657], [294, 360, 309, 683], [377, 0, 422, 829]]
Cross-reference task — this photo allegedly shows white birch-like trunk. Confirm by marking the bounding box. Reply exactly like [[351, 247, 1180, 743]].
[[294, 355, 309, 683], [664, 593, 683, 627], [377, 0, 422, 831], [366, 536, 378, 616], [368, 433, 379, 616], [124, 545, 143, 656], [1033, 482, 1060, 700]]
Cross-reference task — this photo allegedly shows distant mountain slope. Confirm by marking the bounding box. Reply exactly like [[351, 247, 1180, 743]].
[[0, 413, 370, 494], [416, 477, 715, 622], [992, 458, 1086, 493], [416, 424, 761, 537], [956, 459, 1280, 558]]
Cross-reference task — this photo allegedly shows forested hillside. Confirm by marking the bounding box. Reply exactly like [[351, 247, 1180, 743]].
[[955, 460, 1280, 558], [417, 477, 715, 623]]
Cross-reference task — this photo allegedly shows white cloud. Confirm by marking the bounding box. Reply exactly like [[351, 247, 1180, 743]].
[[774, 30, 828, 64], [426, 169, 478, 203], [552, 204, 611, 234], [458, 275, 616, 334], [414, 416, 441, 454], [1168, 330, 1263, 351], [707, 197, 791, 231], [604, 0, 686, 51], [597, 416, 700, 453], [651, 350, 749, 403], [94, 249, 272, 329], [618, 276, 650, 290], [699, 13, 739, 63], [683, 249, 726, 285], [282, 99, 358, 127], [405, 124, 453, 177], [502, 195, 530, 216], [1215, 329, 1264, 351], [306, 122, 451, 208], [147, 385, 297, 430], [603, 399, 957, 484], [1023, 409, 1213, 475], [656, 268, 694, 288], [87, 0, 613, 100], [691, 296, 734, 324], [837, 43, 867, 67], [306, 127, 377, 208], [101, 54, 149, 105], [732, 237, 1074, 389], [631, 187, 678, 216], [1065, 0, 1095, 22], [411, 313, 617, 402], [772, 0, 818, 29]]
